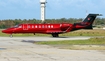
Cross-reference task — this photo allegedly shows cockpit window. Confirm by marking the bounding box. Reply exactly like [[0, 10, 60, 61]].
[[14, 25, 19, 28], [14, 25, 22, 28], [19, 25, 22, 28]]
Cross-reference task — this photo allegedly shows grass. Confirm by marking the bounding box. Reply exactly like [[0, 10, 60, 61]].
[[35, 37, 105, 50], [36, 37, 105, 45]]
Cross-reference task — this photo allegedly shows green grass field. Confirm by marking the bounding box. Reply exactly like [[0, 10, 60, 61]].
[[36, 37, 105, 45], [35, 37, 105, 50]]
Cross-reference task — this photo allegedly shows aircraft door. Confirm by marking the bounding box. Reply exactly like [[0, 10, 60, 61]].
[[23, 24, 28, 30]]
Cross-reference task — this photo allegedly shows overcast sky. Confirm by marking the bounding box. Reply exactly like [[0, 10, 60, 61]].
[[0, 0, 104, 20]]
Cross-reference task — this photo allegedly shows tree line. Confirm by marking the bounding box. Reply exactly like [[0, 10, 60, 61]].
[[0, 18, 104, 29]]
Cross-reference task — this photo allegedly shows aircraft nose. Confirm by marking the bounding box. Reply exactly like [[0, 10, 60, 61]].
[[2, 30, 7, 33]]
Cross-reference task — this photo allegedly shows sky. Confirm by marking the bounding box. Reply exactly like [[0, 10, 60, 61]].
[[0, 0, 105, 20]]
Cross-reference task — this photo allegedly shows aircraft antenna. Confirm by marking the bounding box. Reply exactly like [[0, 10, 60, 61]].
[[86, 10, 88, 16], [82, 10, 88, 22]]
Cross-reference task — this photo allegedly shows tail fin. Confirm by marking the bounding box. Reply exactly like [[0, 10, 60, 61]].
[[82, 14, 102, 29], [73, 14, 102, 30], [83, 14, 101, 25]]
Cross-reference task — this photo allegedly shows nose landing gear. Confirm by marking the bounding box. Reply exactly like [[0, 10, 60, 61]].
[[10, 34, 13, 38]]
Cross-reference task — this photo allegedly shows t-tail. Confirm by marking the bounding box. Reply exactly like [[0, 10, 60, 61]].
[[73, 14, 102, 30]]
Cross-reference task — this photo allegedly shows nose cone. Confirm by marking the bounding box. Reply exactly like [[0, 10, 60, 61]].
[[2, 30, 7, 33], [2, 28, 14, 34], [2, 29, 12, 34]]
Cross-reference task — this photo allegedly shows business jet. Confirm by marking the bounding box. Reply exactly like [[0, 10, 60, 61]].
[[2, 14, 102, 37]]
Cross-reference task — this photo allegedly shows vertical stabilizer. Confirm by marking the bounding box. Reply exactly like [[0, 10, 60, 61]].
[[73, 14, 102, 29]]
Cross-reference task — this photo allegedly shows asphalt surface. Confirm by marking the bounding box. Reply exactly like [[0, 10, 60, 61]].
[[0, 36, 105, 61], [0, 36, 91, 41]]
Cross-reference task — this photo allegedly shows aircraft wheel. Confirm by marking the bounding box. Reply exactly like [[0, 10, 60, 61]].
[[34, 33, 35, 35], [52, 34, 59, 37]]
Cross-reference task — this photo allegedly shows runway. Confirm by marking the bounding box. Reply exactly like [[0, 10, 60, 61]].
[[0, 36, 91, 41], [0, 36, 105, 61]]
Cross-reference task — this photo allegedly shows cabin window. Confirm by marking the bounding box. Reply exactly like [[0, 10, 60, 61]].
[[48, 25, 50, 28], [45, 25, 47, 28], [28, 25, 30, 28], [51, 25, 53, 28], [42, 25, 44, 28], [35, 25, 37, 28], [32, 25, 34, 28], [39, 25, 41, 28]]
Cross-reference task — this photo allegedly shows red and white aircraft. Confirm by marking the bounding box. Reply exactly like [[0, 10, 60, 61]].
[[2, 14, 101, 37]]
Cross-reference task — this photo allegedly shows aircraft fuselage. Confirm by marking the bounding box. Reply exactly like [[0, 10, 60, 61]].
[[2, 23, 73, 34]]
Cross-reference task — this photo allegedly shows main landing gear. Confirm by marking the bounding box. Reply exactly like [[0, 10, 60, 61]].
[[52, 34, 59, 37]]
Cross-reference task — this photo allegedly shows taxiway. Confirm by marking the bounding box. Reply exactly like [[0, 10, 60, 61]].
[[0, 36, 105, 61], [0, 36, 91, 41]]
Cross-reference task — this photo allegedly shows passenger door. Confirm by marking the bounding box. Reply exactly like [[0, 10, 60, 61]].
[[23, 24, 28, 30]]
